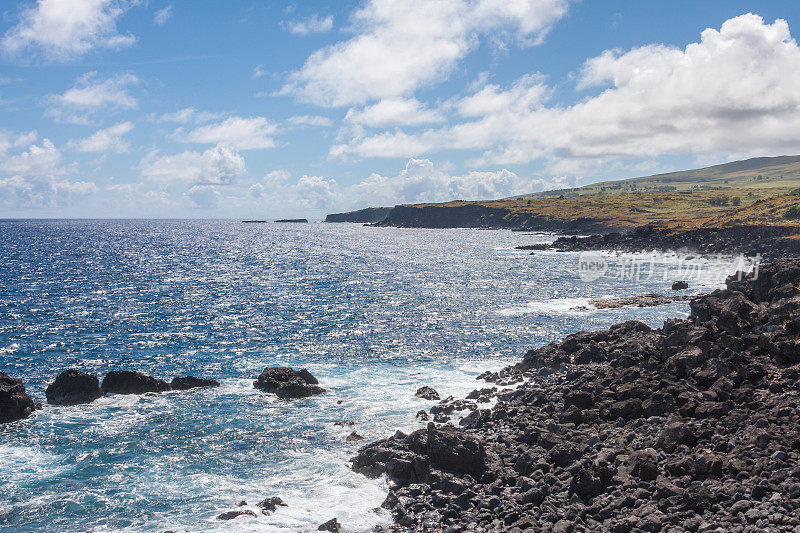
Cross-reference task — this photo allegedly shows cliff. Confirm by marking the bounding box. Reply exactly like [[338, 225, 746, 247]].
[[374, 203, 608, 232], [325, 207, 392, 224]]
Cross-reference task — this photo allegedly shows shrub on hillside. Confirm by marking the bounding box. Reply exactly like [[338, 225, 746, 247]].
[[784, 205, 800, 220]]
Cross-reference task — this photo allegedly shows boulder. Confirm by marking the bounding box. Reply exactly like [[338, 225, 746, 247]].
[[672, 280, 689, 290], [253, 367, 324, 399], [318, 518, 341, 532], [216, 510, 256, 520], [415, 386, 440, 400], [0, 372, 36, 423], [346, 431, 364, 442], [257, 497, 287, 514], [170, 376, 220, 390], [101, 370, 171, 394], [45, 369, 104, 405]]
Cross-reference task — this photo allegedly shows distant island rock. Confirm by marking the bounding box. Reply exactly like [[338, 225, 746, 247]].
[[275, 218, 308, 223], [325, 207, 392, 224]]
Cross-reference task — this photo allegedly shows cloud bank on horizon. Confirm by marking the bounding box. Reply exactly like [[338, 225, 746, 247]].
[[1, 0, 800, 217]]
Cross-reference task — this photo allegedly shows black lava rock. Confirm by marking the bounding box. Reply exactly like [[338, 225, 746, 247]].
[[101, 370, 171, 394], [253, 367, 324, 399], [415, 386, 440, 400], [317, 518, 341, 532], [170, 376, 220, 390], [45, 369, 103, 405], [0, 372, 36, 423]]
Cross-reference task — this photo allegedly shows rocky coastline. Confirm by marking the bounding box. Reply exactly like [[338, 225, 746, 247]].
[[521, 224, 800, 261], [352, 258, 800, 532]]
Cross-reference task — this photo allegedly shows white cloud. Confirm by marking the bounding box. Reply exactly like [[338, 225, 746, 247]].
[[331, 14, 800, 169], [0, 138, 99, 208], [280, 0, 570, 107], [345, 98, 444, 127], [288, 115, 333, 127], [285, 14, 334, 36], [248, 158, 569, 213], [140, 144, 245, 185], [345, 158, 566, 206], [46, 71, 139, 124], [173, 116, 278, 150], [153, 5, 172, 26], [252, 64, 266, 79], [156, 108, 194, 123], [0, 130, 38, 154], [184, 184, 219, 208], [2, 0, 138, 61], [68, 121, 133, 153]]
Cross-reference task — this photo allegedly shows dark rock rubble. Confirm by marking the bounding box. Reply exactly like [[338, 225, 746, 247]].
[[0, 372, 37, 423], [352, 258, 800, 532], [101, 370, 171, 395], [46, 369, 103, 405], [253, 367, 325, 399]]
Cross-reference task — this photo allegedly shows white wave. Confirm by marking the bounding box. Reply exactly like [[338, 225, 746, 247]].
[[496, 297, 595, 316]]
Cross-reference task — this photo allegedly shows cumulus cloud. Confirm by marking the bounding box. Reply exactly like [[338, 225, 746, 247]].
[[331, 14, 800, 169], [0, 130, 38, 154], [184, 184, 219, 208], [153, 5, 172, 26], [280, 0, 570, 107], [140, 144, 245, 185], [345, 98, 444, 127], [0, 138, 98, 208], [173, 116, 278, 150], [2, 0, 138, 61], [285, 14, 334, 36], [248, 158, 569, 213], [68, 121, 133, 153], [45, 71, 139, 124]]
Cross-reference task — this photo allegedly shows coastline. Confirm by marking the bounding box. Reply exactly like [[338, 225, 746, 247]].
[[351, 254, 800, 531]]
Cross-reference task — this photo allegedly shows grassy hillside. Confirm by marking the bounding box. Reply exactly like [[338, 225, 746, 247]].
[[511, 155, 800, 200], [402, 155, 800, 230]]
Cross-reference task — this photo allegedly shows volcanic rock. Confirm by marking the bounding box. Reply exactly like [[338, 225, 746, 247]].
[[0, 372, 36, 423], [170, 376, 220, 390], [253, 367, 325, 399], [101, 370, 171, 394], [45, 369, 103, 405]]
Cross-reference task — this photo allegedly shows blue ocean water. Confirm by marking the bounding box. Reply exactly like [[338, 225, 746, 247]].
[[0, 220, 731, 532]]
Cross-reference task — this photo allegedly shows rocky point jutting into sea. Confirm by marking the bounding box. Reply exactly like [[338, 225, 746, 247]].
[[352, 258, 800, 532]]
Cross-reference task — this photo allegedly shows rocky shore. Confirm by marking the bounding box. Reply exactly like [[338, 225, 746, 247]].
[[522, 224, 800, 260], [353, 258, 800, 532]]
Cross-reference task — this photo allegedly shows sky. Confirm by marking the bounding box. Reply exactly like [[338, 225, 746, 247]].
[[2, 1, 800, 218]]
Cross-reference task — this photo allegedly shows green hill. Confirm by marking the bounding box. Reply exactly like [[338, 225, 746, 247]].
[[512, 155, 800, 200]]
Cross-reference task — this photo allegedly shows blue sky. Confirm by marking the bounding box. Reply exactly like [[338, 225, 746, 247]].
[[2, 1, 800, 218]]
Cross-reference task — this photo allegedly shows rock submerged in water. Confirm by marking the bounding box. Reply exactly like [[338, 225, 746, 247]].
[[257, 496, 287, 515], [216, 510, 256, 520], [672, 280, 689, 290], [317, 518, 341, 532], [101, 370, 171, 395], [415, 386, 440, 400], [170, 376, 220, 390], [253, 367, 324, 399], [0, 372, 36, 423], [45, 369, 104, 405]]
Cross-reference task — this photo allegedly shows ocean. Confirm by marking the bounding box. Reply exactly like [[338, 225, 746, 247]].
[[0, 220, 733, 532]]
